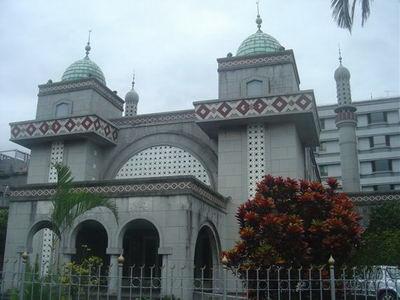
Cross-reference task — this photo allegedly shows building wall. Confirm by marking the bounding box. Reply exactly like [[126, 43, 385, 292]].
[[36, 89, 122, 121], [316, 97, 400, 191], [218, 63, 299, 99]]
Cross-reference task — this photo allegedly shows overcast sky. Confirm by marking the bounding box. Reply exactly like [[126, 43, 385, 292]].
[[0, 0, 399, 151]]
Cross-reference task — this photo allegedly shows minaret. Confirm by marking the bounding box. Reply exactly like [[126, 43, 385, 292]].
[[124, 74, 139, 117], [334, 49, 361, 192]]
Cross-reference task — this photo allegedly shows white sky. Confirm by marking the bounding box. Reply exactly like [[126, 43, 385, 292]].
[[0, 0, 399, 151]]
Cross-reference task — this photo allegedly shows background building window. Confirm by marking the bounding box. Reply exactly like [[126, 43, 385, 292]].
[[319, 165, 328, 177], [371, 159, 392, 172], [55, 103, 70, 118], [246, 80, 263, 97], [367, 112, 387, 124], [373, 184, 394, 191], [369, 135, 390, 148], [319, 142, 326, 152]]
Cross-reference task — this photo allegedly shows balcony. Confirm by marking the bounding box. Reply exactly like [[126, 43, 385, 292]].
[[10, 115, 118, 147]]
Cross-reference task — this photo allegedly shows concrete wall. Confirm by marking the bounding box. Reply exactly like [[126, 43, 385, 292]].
[[218, 64, 299, 99], [36, 89, 122, 120], [63, 140, 104, 181], [266, 123, 305, 178], [27, 144, 51, 184]]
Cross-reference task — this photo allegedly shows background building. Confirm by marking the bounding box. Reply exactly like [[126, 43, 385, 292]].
[[315, 96, 400, 191]]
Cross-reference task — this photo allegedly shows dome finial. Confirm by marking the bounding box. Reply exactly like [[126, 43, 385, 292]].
[[256, 1, 262, 32], [338, 44, 343, 65], [85, 30, 92, 57], [132, 70, 135, 88]]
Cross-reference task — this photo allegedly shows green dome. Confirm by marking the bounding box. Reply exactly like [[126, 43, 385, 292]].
[[62, 56, 106, 85], [237, 30, 283, 56]]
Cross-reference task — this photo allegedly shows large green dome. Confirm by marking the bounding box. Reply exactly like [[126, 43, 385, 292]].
[[62, 56, 106, 85], [236, 13, 284, 57], [237, 31, 283, 56]]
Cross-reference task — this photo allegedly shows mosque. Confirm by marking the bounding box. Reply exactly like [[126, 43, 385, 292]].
[[3, 9, 398, 297]]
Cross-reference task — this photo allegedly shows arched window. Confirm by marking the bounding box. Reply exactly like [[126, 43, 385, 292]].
[[115, 145, 210, 185], [246, 80, 263, 97], [55, 103, 70, 118]]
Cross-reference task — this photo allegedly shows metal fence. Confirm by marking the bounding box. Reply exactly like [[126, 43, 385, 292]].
[[1, 259, 399, 300]]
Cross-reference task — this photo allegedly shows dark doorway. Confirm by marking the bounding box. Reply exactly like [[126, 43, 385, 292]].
[[74, 220, 109, 268], [122, 219, 161, 277], [194, 226, 215, 289]]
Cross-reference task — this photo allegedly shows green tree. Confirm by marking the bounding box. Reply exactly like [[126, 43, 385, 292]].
[[50, 164, 118, 235], [331, 0, 372, 32], [353, 201, 400, 266]]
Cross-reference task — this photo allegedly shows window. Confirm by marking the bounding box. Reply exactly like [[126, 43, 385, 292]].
[[385, 135, 391, 146], [320, 119, 325, 130], [319, 165, 328, 177], [319, 142, 326, 152], [55, 103, 70, 118], [373, 185, 394, 191], [246, 80, 263, 97], [371, 159, 392, 172], [367, 112, 387, 124], [369, 135, 390, 148]]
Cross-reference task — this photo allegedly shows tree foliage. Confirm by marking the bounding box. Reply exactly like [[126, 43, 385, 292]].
[[50, 164, 118, 234], [222, 175, 363, 269], [331, 0, 371, 32], [352, 201, 400, 266]]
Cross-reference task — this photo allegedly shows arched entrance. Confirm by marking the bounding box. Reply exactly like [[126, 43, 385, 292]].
[[194, 225, 220, 290], [73, 220, 109, 269], [122, 219, 161, 277], [27, 220, 60, 276]]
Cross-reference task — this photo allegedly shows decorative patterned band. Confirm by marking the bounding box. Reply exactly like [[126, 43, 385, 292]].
[[8, 178, 227, 210], [194, 92, 314, 121], [112, 110, 195, 127], [218, 53, 292, 71], [10, 115, 118, 144], [38, 79, 124, 111]]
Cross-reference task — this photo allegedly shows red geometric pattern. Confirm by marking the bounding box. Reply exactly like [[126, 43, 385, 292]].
[[236, 100, 250, 115], [272, 97, 288, 112], [217, 102, 232, 117], [194, 92, 314, 121], [10, 115, 118, 144]]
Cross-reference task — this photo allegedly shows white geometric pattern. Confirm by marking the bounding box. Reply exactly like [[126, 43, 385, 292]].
[[247, 124, 266, 197], [48, 141, 64, 182], [42, 141, 64, 274], [116, 145, 210, 185]]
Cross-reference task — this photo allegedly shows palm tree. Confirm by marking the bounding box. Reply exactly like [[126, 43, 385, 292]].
[[331, 0, 371, 32], [49, 164, 118, 265]]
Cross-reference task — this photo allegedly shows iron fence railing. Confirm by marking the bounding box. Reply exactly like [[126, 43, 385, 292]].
[[0, 258, 399, 300]]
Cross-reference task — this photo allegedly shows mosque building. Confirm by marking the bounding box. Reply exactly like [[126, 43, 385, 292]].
[[3, 9, 399, 297]]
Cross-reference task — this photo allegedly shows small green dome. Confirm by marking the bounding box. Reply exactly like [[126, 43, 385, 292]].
[[62, 56, 106, 85], [236, 13, 283, 57], [237, 30, 283, 56]]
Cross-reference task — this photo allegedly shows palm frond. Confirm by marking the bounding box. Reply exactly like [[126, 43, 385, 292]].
[[331, 0, 371, 32], [331, 0, 353, 31], [50, 164, 118, 233], [361, 0, 371, 26]]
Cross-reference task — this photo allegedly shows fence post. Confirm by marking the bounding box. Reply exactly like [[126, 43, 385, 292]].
[[329, 255, 336, 300], [117, 254, 124, 300], [19, 251, 28, 300]]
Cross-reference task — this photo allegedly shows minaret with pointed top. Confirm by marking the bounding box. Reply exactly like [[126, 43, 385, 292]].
[[124, 74, 139, 117], [334, 49, 361, 192]]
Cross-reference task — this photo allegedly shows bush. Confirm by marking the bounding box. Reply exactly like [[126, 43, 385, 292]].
[[222, 176, 363, 268]]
